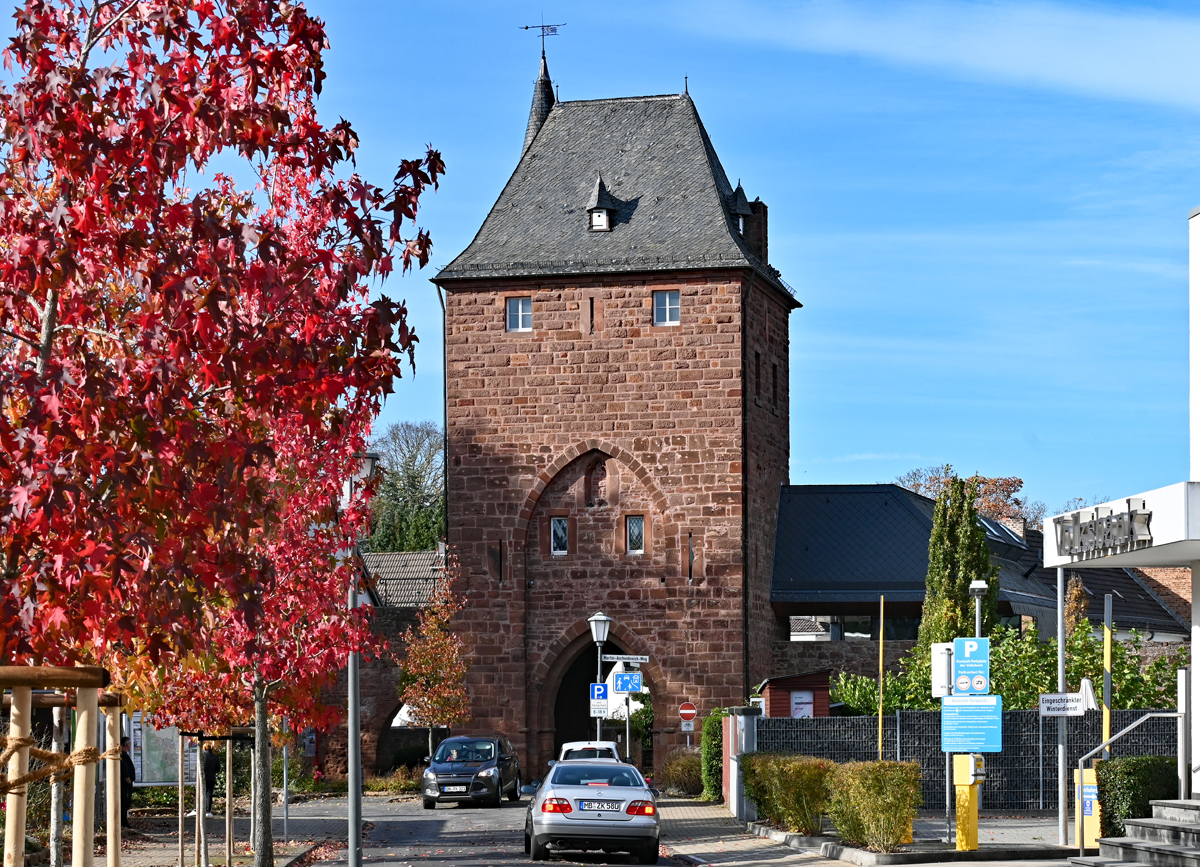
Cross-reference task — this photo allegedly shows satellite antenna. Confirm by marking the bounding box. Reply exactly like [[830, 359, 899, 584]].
[[519, 21, 566, 57]]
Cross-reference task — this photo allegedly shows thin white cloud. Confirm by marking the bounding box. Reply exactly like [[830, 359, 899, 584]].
[[676, 0, 1200, 110]]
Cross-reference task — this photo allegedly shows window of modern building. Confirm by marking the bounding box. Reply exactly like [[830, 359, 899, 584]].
[[550, 516, 568, 556], [652, 290, 680, 326], [506, 296, 532, 332], [626, 515, 645, 554]]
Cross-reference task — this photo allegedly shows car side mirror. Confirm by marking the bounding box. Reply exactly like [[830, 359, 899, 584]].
[[423, 756, 431, 763], [547, 759, 557, 767], [520, 784, 536, 795], [500, 754, 513, 761], [650, 788, 661, 797]]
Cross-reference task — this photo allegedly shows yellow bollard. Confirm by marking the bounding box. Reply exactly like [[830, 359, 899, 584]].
[[1074, 767, 1102, 849], [953, 754, 985, 851]]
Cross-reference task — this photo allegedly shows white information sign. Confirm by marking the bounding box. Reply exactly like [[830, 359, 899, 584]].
[[590, 700, 608, 718], [680, 720, 695, 732], [1039, 693, 1086, 717]]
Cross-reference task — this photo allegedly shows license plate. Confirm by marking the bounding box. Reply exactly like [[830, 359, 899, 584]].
[[579, 801, 621, 811], [443, 785, 467, 793]]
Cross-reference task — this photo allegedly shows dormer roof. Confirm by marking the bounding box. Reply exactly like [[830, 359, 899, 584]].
[[586, 173, 619, 211], [436, 90, 797, 307], [729, 182, 753, 216]]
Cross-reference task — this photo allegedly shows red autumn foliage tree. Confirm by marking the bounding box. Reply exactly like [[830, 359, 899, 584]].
[[896, 464, 1046, 524], [398, 577, 472, 756], [0, 0, 443, 671]]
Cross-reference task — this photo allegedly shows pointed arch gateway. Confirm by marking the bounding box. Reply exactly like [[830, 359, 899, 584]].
[[528, 619, 667, 772]]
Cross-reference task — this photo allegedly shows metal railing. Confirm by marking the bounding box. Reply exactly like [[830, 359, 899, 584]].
[[1076, 712, 1184, 857]]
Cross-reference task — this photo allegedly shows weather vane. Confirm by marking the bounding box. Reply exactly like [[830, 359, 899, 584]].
[[520, 21, 565, 58]]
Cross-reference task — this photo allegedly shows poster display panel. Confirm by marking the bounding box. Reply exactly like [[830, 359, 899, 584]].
[[131, 711, 194, 786]]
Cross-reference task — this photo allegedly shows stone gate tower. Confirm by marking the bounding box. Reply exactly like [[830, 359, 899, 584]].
[[433, 57, 800, 772]]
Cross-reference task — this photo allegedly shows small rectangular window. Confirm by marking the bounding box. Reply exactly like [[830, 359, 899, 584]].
[[550, 516, 569, 555], [506, 296, 532, 332], [772, 362, 778, 408], [626, 515, 645, 555], [652, 290, 680, 326]]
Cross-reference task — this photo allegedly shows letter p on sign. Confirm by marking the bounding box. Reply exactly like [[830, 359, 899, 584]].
[[963, 640, 979, 657]]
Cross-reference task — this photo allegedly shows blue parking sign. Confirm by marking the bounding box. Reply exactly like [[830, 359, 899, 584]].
[[614, 672, 643, 693], [953, 637, 990, 695], [590, 683, 608, 701]]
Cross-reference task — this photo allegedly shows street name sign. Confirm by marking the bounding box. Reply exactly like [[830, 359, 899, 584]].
[[1039, 693, 1086, 717], [602, 654, 650, 663], [614, 672, 643, 693], [953, 637, 990, 694], [941, 695, 1002, 752], [590, 682, 608, 718], [679, 702, 697, 721]]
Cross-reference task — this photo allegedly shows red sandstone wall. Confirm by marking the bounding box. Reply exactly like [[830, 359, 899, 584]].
[[1133, 567, 1191, 627], [443, 269, 791, 771]]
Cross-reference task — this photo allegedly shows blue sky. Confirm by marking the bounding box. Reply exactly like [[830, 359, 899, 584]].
[[303, 0, 1200, 514], [28, 0, 1199, 513]]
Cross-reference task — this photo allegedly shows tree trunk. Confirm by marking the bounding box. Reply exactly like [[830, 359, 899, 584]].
[[427, 726, 432, 759], [252, 679, 273, 867]]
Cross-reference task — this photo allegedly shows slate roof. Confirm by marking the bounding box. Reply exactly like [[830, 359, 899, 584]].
[[361, 550, 442, 608], [435, 76, 797, 305], [770, 484, 1185, 636]]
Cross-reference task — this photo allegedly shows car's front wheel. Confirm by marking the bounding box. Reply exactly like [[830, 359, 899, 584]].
[[508, 774, 522, 801], [422, 798, 435, 810]]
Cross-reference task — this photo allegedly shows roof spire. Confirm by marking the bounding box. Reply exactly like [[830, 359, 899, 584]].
[[523, 55, 556, 155]]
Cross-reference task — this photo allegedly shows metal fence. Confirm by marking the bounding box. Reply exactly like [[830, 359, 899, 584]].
[[755, 709, 1180, 812]]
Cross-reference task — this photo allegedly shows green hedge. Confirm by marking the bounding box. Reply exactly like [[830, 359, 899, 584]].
[[1096, 755, 1177, 838], [742, 753, 835, 836], [826, 761, 921, 853], [700, 709, 727, 801]]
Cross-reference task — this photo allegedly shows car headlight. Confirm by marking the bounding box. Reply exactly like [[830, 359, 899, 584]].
[[477, 766, 499, 778], [423, 768, 436, 780]]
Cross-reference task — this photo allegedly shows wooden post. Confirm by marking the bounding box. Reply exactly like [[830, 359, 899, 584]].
[[225, 739, 233, 867], [4, 687, 32, 867], [104, 709, 121, 867], [177, 735, 184, 867], [72, 687, 98, 867], [50, 699, 66, 867]]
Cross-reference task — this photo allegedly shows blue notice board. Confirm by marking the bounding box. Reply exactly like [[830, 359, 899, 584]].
[[941, 695, 1002, 752], [953, 637, 990, 695]]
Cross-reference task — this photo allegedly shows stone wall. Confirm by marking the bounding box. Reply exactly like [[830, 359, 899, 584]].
[[1134, 567, 1191, 627], [443, 269, 796, 772], [319, 605, 420, 778], [771, 639, 918, 680]]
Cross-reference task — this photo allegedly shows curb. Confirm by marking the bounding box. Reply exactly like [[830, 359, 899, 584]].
[[818, 842, 1073, 865], [746, 821, 828, 848], [274, 841, 322, 867]]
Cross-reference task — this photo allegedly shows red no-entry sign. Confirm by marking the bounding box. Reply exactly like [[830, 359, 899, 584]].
[[679, 702, 697, 721]]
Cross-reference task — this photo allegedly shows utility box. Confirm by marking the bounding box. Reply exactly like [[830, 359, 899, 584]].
[[953, 753, 985, 785], [1075, 767, 1101, 849]]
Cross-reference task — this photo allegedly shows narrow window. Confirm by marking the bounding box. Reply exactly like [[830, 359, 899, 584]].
[[772, 362, 778, 408], [755, 352, 761, 399], [738, 215, 745, 236], [626, 516, 645, 555], [589, 297, 595, 334], [506, 296, 532, 332], [688, 531, 694, 581], [550, 517, 569, 556], [652, 290, 680, 326]]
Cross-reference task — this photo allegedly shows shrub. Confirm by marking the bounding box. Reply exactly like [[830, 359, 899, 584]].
[[1096, 755, 1177, 838], [658, 747, 703, 796], [364, 766, 422, 794], [742, 753, 834, 836], [826, 761, 921, 853], [700, 709, 727, 801]]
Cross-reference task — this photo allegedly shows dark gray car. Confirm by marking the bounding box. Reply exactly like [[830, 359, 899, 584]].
[[421, 735, 522, 809]]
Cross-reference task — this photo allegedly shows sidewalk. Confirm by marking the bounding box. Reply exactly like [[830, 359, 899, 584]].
[[658, 799, 1075, 867]]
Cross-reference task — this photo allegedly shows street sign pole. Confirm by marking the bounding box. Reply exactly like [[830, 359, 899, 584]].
[[1057, 567, 1067, 847], [625, 695, 631, 762]]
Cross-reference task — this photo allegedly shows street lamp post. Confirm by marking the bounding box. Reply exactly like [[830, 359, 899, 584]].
[[588, 613, 613, 740], [345, 451, 379, 867], [969, 580, 988, 639]]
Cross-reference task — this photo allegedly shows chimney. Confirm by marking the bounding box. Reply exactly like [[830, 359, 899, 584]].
[[747, 199, 768, 263], [998, 516, 1026, 540]]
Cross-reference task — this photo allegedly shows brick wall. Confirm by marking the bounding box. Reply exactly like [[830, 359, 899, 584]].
[[1133, 567, 1191, 627], [441, 269, 795, 772]]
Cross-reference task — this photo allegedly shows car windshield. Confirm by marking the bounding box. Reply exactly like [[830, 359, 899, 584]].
[[433, 740, 496, 762], [551, 764, 643, 787], [563, 748, 617, 760]]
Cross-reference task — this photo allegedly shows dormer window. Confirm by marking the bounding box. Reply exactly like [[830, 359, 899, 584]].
[[738, 215, 745, 236], [730, 181, 752, 239], [586, 172, 618, 233]]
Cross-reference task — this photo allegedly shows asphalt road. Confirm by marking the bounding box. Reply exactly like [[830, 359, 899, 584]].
[[363, 797, 665, 867]]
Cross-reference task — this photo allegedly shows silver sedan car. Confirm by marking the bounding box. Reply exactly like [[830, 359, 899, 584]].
[[522, 760, 660, 863]]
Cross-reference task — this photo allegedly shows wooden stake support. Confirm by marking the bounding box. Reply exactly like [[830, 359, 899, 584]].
[[104, 707, 121, 867], [0, 668, 109, 688], [4, 687, 32, 867], [72, 687, 98, 867]]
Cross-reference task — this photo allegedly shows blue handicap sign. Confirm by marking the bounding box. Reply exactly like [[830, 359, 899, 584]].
[[941, 695, 1003, 752], [614, 672, 643, 693], [953, 637, 990, 695], [590, 683, 608, 701]]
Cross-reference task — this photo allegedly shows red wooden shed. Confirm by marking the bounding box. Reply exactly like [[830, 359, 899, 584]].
[[757, 669, 832, 718]]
